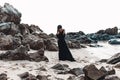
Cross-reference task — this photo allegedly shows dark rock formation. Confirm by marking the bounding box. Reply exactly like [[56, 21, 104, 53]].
[[115, 63, 120, 68], [0, 45, 30, 60], [18, 72, 37, 80], [83, 64, 106, 80], [107, 53, 120, 64], [44, 38, 58, 51], [83, 64, 116, 80], [68, 68, 84, 76], [0, 73, 7, 80], [0, 3, 21, 24], [29, 48, 49, 62], [22, 34, 44, 50], [96, 27, 118, 35]]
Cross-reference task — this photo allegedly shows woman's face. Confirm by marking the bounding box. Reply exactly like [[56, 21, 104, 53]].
[[59, 28, 63, 32]]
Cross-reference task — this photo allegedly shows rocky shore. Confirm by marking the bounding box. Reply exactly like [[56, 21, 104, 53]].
[[0, 3, 120, 80]]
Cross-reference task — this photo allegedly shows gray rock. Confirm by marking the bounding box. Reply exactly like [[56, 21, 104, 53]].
[[0, 73, 7, 80], [0, 3, 21, 24], [83, 64, 106, 80], [51, 63, 69, 70], [68, 68, 84, 76], [29, 48, 49, 62], [107, 53, 120, 64]]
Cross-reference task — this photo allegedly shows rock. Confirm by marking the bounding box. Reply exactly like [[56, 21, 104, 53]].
[[36, 75, 49, 80], [51, 63, 69, 70], [99, 59, 108, 63], [29, 24, 43, 34], [0, 34, 13, 50], [67, 41, 80, 49], [22, 34, 45, 50], [44, 38, 58, 51], [105, 76, 120, 80], [0, 45, 30, 60], [19, 72, 37, 80], [114, 62, 120, 68], [18, 72, 29, 79], [96, 30, 105, 34], [108, 39, 120, 44], [0, 22, 20, 36], [107, 53, 120, 64], [67, 76, 76, 80], [18, 23, 30, 35], [0, 73, 7, 80], [105, 27, 118, 35], [68, 68, 84, 76], [0, 3, 21, 24], [83, 64, 106, 80], [29, 48, 49, 62], [99, 66, 107, 73]]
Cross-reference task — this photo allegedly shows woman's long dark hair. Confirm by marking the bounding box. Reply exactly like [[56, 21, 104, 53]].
[[57, 25, 62, 32]]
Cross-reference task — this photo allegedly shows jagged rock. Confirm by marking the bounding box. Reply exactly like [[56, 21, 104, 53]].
[[0, 45, 30, 60], [68, 68, 84, 76], [29, 48, 49, 62], [107, 53, 120, 64], [83, 64, 106, 80], [51, 63, 69, 70], [0, 3, 21, 24], [0, 73, 7, 80], [105, 76, 120, 80]]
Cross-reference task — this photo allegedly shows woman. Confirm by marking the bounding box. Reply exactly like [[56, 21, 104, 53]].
[[56, 25, 75, 61]]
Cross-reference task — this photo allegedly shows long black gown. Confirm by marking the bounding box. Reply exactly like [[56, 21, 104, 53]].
[[57, 32, 75, 61]]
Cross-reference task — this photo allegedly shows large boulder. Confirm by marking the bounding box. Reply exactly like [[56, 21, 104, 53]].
[[83, 64, 106, 80], [0, 45, 30, 60], [0, 3, 21, 24], [22, 34, 44, 50], [0, 34, 21, 50]]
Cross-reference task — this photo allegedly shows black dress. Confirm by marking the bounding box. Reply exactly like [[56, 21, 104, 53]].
[[57, 32, 75, 61]]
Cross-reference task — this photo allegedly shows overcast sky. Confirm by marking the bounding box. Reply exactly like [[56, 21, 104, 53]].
[[0, 0, 120, 34]]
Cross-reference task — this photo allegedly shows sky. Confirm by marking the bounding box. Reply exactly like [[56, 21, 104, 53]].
[[0, 0, 120, 34]]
